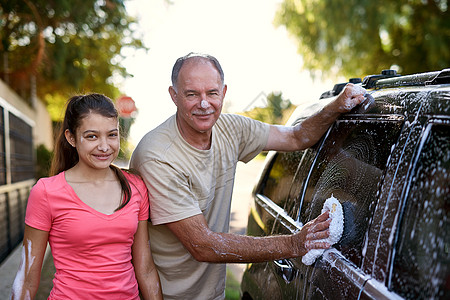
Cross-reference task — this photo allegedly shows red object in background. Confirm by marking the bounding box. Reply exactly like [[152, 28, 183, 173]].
[[116, 95, 137, 118]]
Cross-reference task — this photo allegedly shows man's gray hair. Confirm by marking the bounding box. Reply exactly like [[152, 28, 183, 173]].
[[171, 52, 225, 88]]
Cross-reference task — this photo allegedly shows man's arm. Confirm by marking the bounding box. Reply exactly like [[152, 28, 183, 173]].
[[264, 83, 366, 151], [165, 211, 331, 263]]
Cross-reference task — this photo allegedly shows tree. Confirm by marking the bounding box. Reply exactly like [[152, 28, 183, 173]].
[[243, 92, 294, 125], [267, 92, 293, 124], [275, 0, 450, 79], [0, 0, 147, 120]]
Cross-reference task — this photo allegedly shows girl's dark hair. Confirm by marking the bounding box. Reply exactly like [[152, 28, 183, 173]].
[[50, 93, 132, 211]]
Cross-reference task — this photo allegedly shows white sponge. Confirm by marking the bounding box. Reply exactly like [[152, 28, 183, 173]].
[[302, 195, 344, 265]]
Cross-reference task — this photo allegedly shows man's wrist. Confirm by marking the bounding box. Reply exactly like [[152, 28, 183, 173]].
[[322, 98, 343, 117]]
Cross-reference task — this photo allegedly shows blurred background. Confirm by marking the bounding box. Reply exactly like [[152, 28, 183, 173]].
[[0, 0, 449, 298]]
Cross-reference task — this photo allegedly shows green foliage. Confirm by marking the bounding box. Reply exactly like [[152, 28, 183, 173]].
[[0, 0, 147, 120], [117, 117, 135, 160], [275, 0, 450, 79], [243, 92, 294, 125], [225, 268, 241, 300], [36, 144, 53, 179]]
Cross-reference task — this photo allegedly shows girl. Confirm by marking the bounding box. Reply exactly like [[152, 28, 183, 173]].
[[11, 94, 162, 299]]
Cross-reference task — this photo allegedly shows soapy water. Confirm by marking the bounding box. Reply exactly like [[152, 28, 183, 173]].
[[297, 119, 401, 269], [252, 82, 448, 298], [362, 93, 375, 110], [302, 195, 344, 265], [349, 85, 366, 98]]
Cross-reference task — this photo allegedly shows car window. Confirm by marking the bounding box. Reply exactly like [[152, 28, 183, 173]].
[[299, 118, 403, 266], [390, 123, 449, 300], [286, 148, 318, 222], [260, 151, 304, 208]]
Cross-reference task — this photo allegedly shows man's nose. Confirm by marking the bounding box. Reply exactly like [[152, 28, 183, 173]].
[[200, 99, 210, 109]]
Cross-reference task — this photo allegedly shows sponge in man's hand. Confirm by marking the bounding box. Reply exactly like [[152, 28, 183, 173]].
[[301, 195, 344, 265]]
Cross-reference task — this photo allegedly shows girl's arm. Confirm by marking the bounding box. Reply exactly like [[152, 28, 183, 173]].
[[11, 225, 49, 300], [132, 221, 163, 300]]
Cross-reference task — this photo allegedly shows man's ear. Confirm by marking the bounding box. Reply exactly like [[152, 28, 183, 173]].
[[222, 84, 227, 98], [169, 86, 178, 106]]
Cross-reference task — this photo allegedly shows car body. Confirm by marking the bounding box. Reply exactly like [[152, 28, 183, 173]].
[[240, 69, 450, 300]]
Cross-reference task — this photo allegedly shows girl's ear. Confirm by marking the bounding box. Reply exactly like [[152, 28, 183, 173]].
[[64, 129, 75, 147]]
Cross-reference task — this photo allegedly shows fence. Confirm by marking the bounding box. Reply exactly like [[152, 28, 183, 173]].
[[0, 180, 34, 263], [0, 98, 35, 264]]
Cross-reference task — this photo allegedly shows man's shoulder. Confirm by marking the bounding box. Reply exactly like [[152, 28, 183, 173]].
[[216, 113, 265, 133], [217, 113, 252, 129], [218, 113, 247, 123], [138, 115, 176, 145], [131, 115, 177, 166]]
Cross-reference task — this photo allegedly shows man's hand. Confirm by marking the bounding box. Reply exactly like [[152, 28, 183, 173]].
[[291, 211, 332, 257], [331, 83, 366, 113], [265, 83, 367, 152]]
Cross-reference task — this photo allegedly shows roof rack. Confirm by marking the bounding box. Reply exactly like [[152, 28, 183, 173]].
[[426, 68, 450, 85], [370, 69, 450, 89], [362, 69, 401, 89], [318, 68, 449, 100]]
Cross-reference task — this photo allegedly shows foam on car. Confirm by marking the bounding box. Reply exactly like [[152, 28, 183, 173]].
[[302, 195, 344, 265]]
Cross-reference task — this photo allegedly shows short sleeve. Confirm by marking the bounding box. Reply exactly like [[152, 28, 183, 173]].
[[238, 117, 269, 162], [25, 179, 52, 231], [220, 114, 270, 163], [138, 160, 201, 225]]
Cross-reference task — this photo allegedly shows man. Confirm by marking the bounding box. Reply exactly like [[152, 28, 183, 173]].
[[130, 52, 366, 299]]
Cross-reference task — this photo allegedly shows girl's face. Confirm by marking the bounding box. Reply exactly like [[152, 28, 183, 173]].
[[65, 112, 119, 170]]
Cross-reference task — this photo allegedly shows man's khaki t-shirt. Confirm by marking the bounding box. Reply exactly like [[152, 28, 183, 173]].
[[130, 113, 270, 300]]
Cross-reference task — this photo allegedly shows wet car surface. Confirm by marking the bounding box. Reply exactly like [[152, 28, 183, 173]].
[[240, 69, 450, 300]]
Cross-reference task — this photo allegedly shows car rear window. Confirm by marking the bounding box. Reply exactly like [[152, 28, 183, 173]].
[[390, 123, 449, 300], [299, 118, 403, 267]]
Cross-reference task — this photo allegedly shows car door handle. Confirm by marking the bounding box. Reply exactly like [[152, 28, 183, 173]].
[[274, 259, 297, 283]]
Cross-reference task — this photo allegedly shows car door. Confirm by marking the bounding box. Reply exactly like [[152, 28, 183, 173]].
[[358, 87, 450, 300], [264, 146, 321, 299], [242, 149, 307, 300], [306, 116, 405, 299], [389, 121, 449, 299], [267, 114, 405, 299], [361, 108, 450, 300], [241, 100, 332, 300]]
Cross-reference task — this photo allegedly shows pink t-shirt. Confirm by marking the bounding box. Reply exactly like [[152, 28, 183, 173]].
[[25, 171, 149, 300]]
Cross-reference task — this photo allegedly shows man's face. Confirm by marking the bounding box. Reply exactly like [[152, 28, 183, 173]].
[[169, 59, 227, 136]]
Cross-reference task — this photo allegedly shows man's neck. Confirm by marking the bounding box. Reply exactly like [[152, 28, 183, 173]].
[[176, 116, 212, 150]]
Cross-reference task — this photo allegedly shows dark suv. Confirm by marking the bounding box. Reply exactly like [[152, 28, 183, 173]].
[[240, 69, 450, 300]]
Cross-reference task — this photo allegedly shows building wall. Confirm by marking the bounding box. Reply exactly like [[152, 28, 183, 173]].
[[0, 79, 53, 150], [0, 79, 53, 264]]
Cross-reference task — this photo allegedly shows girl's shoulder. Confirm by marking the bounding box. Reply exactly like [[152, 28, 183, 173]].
[[34, 172, 66, 191], [121, 169, 146, 188]]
